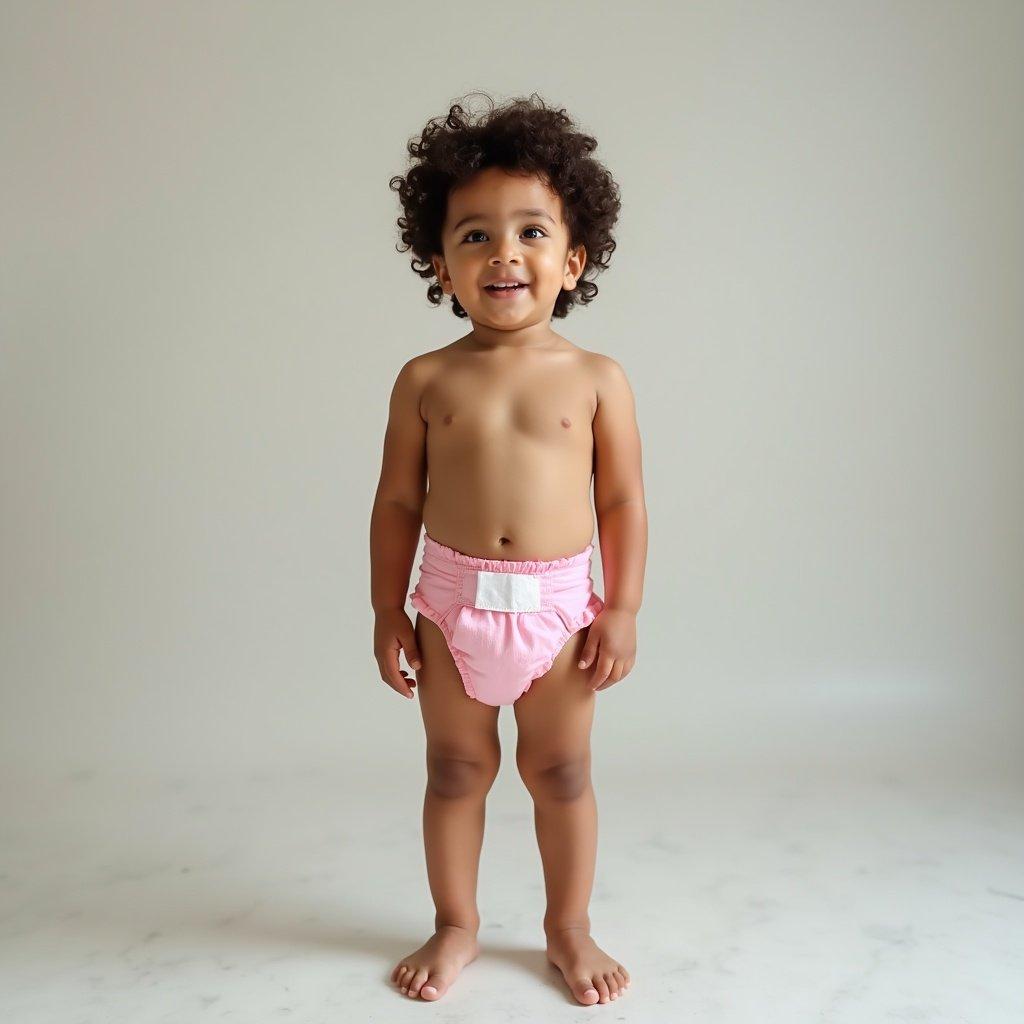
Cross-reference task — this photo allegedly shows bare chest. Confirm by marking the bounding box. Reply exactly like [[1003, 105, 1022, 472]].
[[423, 370, 595, 445]]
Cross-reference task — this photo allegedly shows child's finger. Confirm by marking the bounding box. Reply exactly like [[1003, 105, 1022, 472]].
[[578, 634, 600, 670], [590, 652, 615, 689], [596, 659, 625, 690], [382, 647, 415, 699], [402, 634, 422, 671]]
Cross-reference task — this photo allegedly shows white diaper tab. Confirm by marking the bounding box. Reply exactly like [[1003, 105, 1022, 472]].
[[471, 569, 542, 612]]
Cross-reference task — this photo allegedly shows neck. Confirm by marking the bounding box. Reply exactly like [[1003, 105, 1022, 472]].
[[466, 319, 560, 351]]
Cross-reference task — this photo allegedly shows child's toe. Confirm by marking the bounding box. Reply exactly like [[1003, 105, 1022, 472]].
[[420, 974, 446, 1000], [594, 976, 611, 1003], [573, 979, 600, 1004], [407, 967, 429, 997]]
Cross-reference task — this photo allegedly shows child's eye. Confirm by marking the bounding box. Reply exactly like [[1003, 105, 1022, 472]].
[[461, 227, 547, 243]]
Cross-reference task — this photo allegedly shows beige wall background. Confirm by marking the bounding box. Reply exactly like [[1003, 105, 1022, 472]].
[[2, 1, 1021, 783]]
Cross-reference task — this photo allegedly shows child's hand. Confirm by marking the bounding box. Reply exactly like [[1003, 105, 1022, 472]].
[[374, 608, 422, 699], [577, 607, 637, 691]]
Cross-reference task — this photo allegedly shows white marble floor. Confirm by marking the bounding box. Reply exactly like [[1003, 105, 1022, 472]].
[[1, 763, 1022, 1023]]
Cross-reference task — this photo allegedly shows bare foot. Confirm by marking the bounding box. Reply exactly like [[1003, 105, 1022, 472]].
[[391, 924, 480, 1000], [545, 926, 631, 1005]]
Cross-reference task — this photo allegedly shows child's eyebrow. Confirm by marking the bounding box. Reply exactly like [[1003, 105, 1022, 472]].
[[450, 208, 556, 232]]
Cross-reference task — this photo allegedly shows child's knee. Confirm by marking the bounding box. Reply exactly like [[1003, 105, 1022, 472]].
[[518, 753, 591, 802], [426, 749, 499, 799]]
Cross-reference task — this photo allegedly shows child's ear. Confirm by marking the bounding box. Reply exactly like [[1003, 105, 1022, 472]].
[[432, 254, 453, 295], [563, 244, 587, 291]]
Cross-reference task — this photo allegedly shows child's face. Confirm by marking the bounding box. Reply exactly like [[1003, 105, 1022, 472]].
[[432, 166, 586, 328]]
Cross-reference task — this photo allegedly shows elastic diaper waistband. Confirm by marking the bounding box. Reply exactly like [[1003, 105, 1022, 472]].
[[421, 533, 594, 575]]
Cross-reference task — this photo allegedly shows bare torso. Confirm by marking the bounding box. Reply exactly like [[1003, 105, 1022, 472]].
[[418, 335, 599, 561]]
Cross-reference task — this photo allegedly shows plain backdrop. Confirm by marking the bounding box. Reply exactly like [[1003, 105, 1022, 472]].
[[2, 0, 1022, 788]]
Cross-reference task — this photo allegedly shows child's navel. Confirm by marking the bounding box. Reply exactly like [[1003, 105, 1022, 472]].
[[443, 413, 453, 425], [561, 417, 572, 428]]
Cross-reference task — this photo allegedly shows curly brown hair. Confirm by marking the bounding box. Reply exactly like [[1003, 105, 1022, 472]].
[[390, 92, 622, 319]]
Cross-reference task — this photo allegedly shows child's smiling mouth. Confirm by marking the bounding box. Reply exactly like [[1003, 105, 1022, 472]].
[[483, 281, 530, 299]]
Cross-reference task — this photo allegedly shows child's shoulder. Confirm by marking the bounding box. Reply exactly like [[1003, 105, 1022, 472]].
[[569, 346, 636, 418], [393, 343, 454, 385], [573, 345, 624, 370], [571, 345, 631, 387], [389, 343, 464, 420]]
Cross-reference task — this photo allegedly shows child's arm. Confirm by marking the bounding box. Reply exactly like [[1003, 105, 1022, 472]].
[[578, 356, 648, 690], [370, 358, 429, 698]]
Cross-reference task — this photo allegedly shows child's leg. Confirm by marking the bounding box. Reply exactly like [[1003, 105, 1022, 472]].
[[513, 625, 631, 1006], [416, 613, 501, 930], [390, 612, 500, 1001]]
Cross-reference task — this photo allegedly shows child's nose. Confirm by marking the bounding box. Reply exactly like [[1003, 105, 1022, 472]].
[[490, 241, 523, 263]]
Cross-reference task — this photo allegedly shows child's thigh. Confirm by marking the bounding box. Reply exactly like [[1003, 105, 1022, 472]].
[[513, 626, 595, 758], [414, 612, 500, 759]]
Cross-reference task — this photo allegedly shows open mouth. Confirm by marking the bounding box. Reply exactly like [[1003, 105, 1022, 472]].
[[484, 282, 529, 297]]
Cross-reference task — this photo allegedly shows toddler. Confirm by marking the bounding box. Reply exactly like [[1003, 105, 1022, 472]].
[[370, 93, 647, 1006]]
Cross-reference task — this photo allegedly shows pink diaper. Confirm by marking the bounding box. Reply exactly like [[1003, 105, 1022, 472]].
[[409, 533, 605, 706]]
